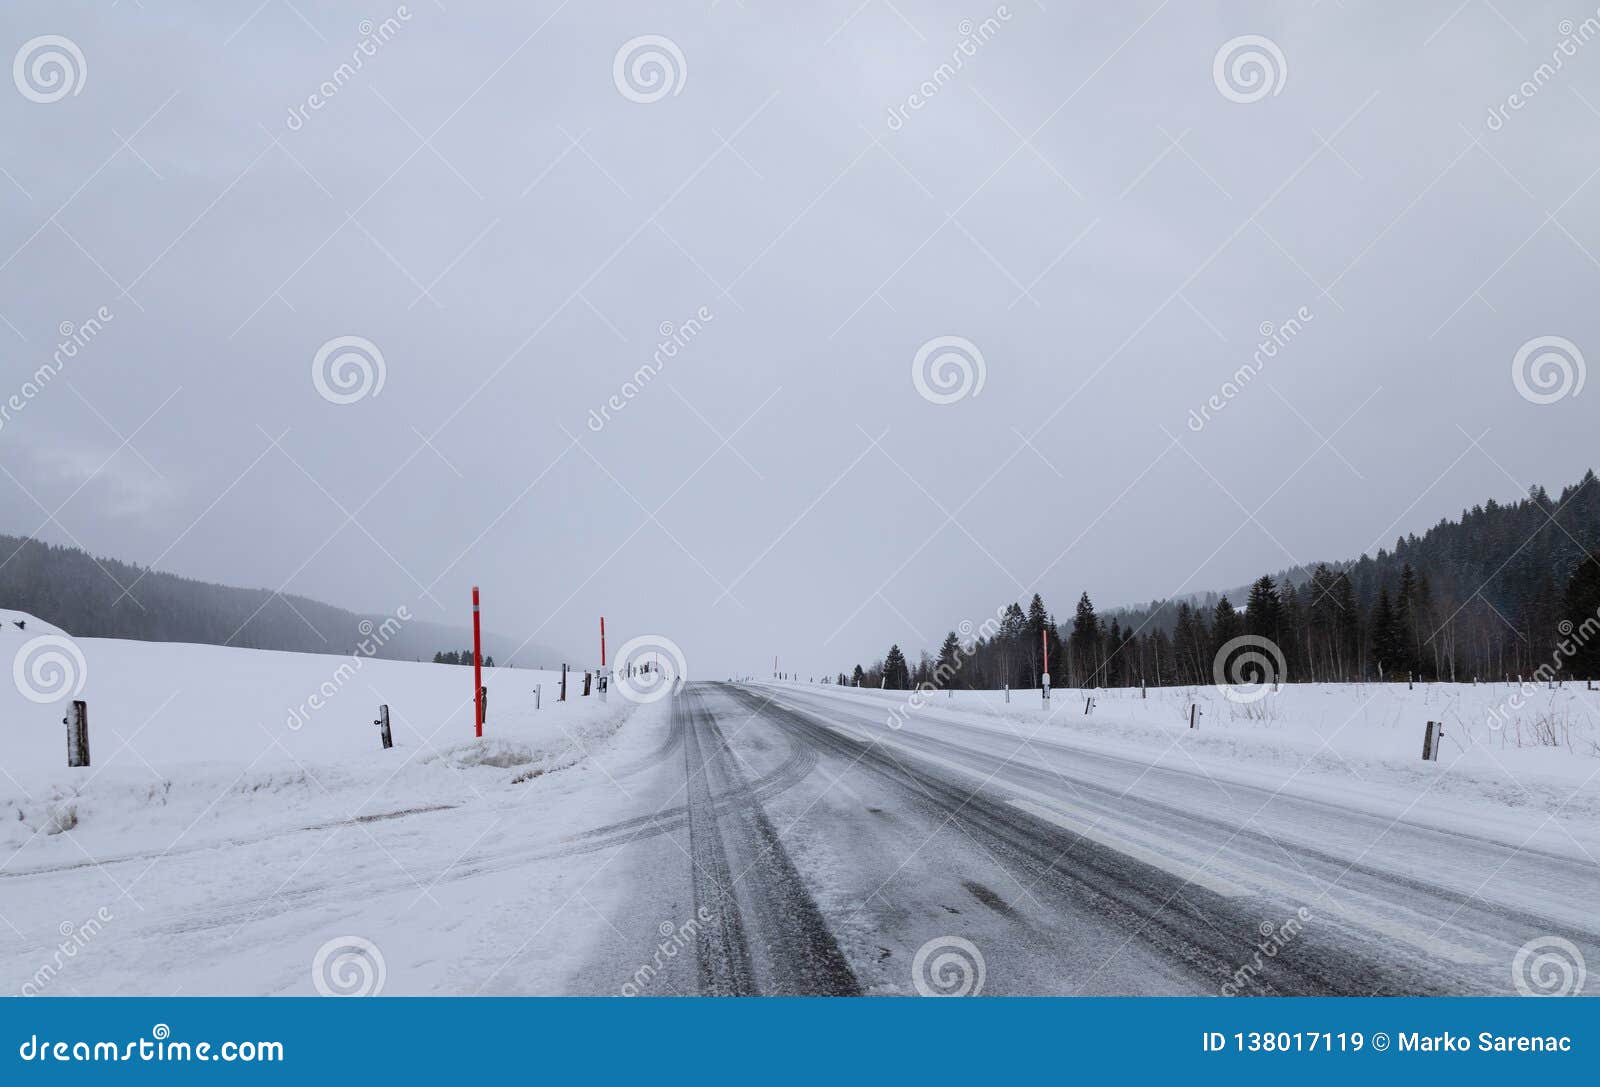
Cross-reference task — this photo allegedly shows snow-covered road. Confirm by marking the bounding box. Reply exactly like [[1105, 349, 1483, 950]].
[[5, 675, 1596, 995]]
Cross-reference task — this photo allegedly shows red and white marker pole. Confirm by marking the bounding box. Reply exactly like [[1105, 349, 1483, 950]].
[[1041, 627, 1051, 703], [600, 616, 607, 668], [472, 586, 484, 738]]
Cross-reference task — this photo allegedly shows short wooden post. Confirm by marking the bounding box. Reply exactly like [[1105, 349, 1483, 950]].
[[535, 683, 542, 710], [1189, 703, 1197, 730], [64, 700, 89, 767], [582, 671, 592, 697], [1421, 720, 1442, 761], [560, 664, 568, 702], [375, 704, 393, 750], [479, 686, 488, 724]]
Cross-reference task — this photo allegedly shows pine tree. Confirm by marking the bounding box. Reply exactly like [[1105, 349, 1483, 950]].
[[1070, 592, 1099, 686], [935, 631, 962, 688], [1564, 556, 1600, 679], [1212, 595, 1243, 655], [1245, 575, 1282, 643], [883, 644, 911, 690], [1371, 586, 1402, 678]]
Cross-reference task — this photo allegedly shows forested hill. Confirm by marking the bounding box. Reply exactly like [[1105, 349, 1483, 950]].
[[845, 469, 1600, 690], [0, 534, 567, 666]]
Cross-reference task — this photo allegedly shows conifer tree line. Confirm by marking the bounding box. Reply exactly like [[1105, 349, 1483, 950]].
[[844, 471, 1600, 690], [432, 649, 495, 667]]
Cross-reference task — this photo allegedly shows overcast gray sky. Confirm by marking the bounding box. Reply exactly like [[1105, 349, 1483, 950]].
[[1, 1, 1595, 677]]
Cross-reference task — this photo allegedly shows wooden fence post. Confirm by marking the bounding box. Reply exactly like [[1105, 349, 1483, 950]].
[[64, 700, 89, 767], [1421, 720, 1442, 761], [560, 664, 568, 702], [375, 704, 393, 750], [1189, 703, 1197, 730], [479, 686, 488, 724]]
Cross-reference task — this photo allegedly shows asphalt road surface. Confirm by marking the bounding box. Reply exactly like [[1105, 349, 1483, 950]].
[[575, 682, 1599, 996]]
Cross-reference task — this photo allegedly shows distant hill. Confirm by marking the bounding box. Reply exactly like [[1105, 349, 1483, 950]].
[[845, 469, 1600, 689], [0, 534, 569, 667]]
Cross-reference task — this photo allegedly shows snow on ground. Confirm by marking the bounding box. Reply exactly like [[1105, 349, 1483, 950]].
[[0, 612, 628, 869], [755, 678, 1600, 854], [1, 612, 674, 995]]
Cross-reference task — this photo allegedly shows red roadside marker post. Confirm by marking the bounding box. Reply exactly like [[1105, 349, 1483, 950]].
[[600, 616, 607, 668], [472, 586, 484, 738], [1041, 627, 1051, 705]]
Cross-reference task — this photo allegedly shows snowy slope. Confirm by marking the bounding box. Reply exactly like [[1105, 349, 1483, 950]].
[[1, 615, 626, 861]]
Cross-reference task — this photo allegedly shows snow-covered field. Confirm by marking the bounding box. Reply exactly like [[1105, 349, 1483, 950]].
[[1, 611, 677, 997], [756, 677, 1600, 841], [1, 610, 627, 865]]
